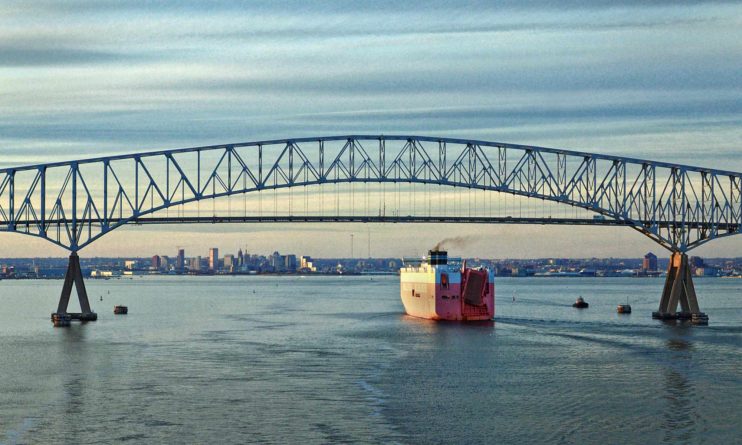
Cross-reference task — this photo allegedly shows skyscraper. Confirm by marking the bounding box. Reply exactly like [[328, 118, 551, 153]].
[[642, 252, 658, 272], [270, 251, 283, 271], [209, 248, 219, 271], [224, 254, 235, 272], [176, 249, 185, 272], [284, 254, 297, 272], [190, 256, 201, 272]]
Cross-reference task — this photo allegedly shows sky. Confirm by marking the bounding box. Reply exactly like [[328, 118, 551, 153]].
[[1, 0, 741, 259]]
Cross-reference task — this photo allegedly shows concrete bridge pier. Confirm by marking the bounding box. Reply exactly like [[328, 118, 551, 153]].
[[652, 252, 708, 325], [51, 252, 97, 327]]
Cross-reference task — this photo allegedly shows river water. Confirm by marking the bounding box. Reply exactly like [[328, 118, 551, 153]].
[[0, 276, 740, 444]]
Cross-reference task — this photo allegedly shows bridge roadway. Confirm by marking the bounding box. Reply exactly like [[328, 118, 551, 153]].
[[12, 215, 739, 230]]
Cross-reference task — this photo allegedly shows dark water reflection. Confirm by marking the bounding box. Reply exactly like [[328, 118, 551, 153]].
[[0, 276, 739, 444], [661, 335, 696, 445], [662, 368, 695, 444]]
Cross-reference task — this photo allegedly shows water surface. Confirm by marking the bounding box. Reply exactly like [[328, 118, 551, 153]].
[[0, 276, 740, 444]]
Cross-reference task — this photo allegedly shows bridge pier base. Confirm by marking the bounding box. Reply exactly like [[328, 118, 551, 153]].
[[51, 253, 97, 327], [652, 252, 708, 325]]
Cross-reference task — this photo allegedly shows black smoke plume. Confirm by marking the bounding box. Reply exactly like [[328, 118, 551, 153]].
[[432, 235, 479, 251]]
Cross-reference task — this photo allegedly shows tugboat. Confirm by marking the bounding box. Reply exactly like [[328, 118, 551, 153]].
[[113, 305, 128, 315], [617, 298, 631, 314], [572, 296, 589, 309]]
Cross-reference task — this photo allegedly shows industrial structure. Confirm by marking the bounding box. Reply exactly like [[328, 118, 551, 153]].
[[0, 135, 739, 324]]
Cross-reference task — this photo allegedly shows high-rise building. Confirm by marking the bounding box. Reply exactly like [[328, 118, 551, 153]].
[[224, 254, 235, 271], [642, 252, 658, 272], [270, 251, 283, 271], [284, 254, 297, 272], [237, 249, 244, 267], [209, 248, 219, 271], [176, 249, 185, 272], [151, 255, 161, 270], [190, 256, 201, 272]]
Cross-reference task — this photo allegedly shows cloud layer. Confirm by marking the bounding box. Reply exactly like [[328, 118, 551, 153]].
[[1, 1, 740, 257]]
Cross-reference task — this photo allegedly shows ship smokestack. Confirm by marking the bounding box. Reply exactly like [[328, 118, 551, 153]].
[[428, 250, 448, 265]]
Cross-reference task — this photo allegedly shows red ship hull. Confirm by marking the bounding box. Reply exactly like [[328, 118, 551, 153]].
[[400, 253, 495, 321]]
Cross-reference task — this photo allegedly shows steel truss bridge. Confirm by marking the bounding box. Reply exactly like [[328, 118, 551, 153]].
[[1, 135, 740, 324]]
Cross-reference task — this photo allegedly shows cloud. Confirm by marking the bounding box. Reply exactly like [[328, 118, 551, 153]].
[[6, 0, 739, 14], [0, 46, 134, 67], [0, 0, 740, 257]]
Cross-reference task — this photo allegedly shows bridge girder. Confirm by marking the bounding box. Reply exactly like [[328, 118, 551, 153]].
[[0, 135, 740, 252]]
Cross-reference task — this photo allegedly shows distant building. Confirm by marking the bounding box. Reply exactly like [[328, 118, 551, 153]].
[[270, 251, 283, 271], [91, 270, 116, 278], [642, 252, 658, 272], [151, 255, 161, 270], [124, 260, 138, 270], [696, 266, 720, 277], [223, 254, 235, 271], [300, 256, 316, 272], [190, 256, 202, 272], [209, 248, 219, 271], [176, 249, 185, 272], [284, 254, 297, 272]]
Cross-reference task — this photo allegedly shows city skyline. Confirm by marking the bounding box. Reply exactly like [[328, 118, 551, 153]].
[[1, 1, 740, 258], [3, 246, 739, 280]]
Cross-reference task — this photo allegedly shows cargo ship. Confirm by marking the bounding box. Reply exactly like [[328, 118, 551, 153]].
[[400, 250, 495, 321]]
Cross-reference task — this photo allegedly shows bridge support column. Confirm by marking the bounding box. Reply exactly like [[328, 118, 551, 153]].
[[652, 252, 708, 325], [51, 253, 97, 327]]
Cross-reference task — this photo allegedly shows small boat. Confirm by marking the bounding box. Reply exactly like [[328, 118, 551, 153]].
[[617, 296, 631, 314], [113, 305, 128, 315], [572, 296, 589, 308]]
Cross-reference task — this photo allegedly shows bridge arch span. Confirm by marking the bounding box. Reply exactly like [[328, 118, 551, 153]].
[[1, 135, 740, 252]]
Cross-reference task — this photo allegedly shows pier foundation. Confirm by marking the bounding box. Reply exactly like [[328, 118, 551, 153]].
[[51, 253, 97, 326], [652, 252, 708, 325]]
